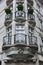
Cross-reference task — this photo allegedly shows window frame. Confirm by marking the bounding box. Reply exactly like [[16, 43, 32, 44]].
[[6, 25, 12, 44], [15, 24, 25, 34]]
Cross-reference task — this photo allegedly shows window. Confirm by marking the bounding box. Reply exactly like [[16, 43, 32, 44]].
[[16, 24, 25, 34], [28, 26, 34, 36], [28, 26, 36, 45], [15, 24, 25, 43], [7, 26, 12, 32], [6, 26, 12, 44]]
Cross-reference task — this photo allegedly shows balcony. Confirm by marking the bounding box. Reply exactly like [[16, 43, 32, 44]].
[[28, 36, 38, 52], [4, 13, 12, 26], [2, 33, 27, 50], [14, 33, 27, 47], [15, 11, 26, 22], [28, 14, 36, 27], [7, 47, 34, 60], [2, 36, 12, 50]]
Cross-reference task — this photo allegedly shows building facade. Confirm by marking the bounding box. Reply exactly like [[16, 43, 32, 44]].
[[0, 0, 43, 65]]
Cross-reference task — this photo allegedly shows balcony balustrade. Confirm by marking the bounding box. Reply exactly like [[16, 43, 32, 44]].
[[2, 35, 12, 50], [28, 36, 38, 52], [28, 14, 36, 27], [14, 33, 27, 47], [3, 33, 27, 50], [2, 34, 38, 52], [5, 13, 12, 26], [15, 11, 26, 22]]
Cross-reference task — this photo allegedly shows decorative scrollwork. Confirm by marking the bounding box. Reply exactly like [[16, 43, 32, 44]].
[[18, 48, 24, 54]]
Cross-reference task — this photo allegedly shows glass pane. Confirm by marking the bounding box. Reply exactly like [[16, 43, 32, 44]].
[[16, 34, 25, 43], [16, 24, 25, 34]]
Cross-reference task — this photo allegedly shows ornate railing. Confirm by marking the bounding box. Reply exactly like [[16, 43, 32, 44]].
[[14, 33, 27, 44], [15, 11, 26, 18], [3, 35, 12, 45], [5, 13, 12, 21], [28, 14, 35, 20], [29, 36, 37, 45]]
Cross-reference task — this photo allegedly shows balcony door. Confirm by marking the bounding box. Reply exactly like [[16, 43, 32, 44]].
[[6, 26, 12, 44], [28, 26, 36, 45], [15, 24, 25, 43]]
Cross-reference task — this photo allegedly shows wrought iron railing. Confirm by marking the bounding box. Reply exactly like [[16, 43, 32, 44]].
[[14, 33, 27, 44], [28, 14, 35, 20], [29, 36, 37, 45], [3, 34, 37, 46], [3, 35, 12, 45], [5, 13, 12, 21], [15, 11, 26, 18]]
